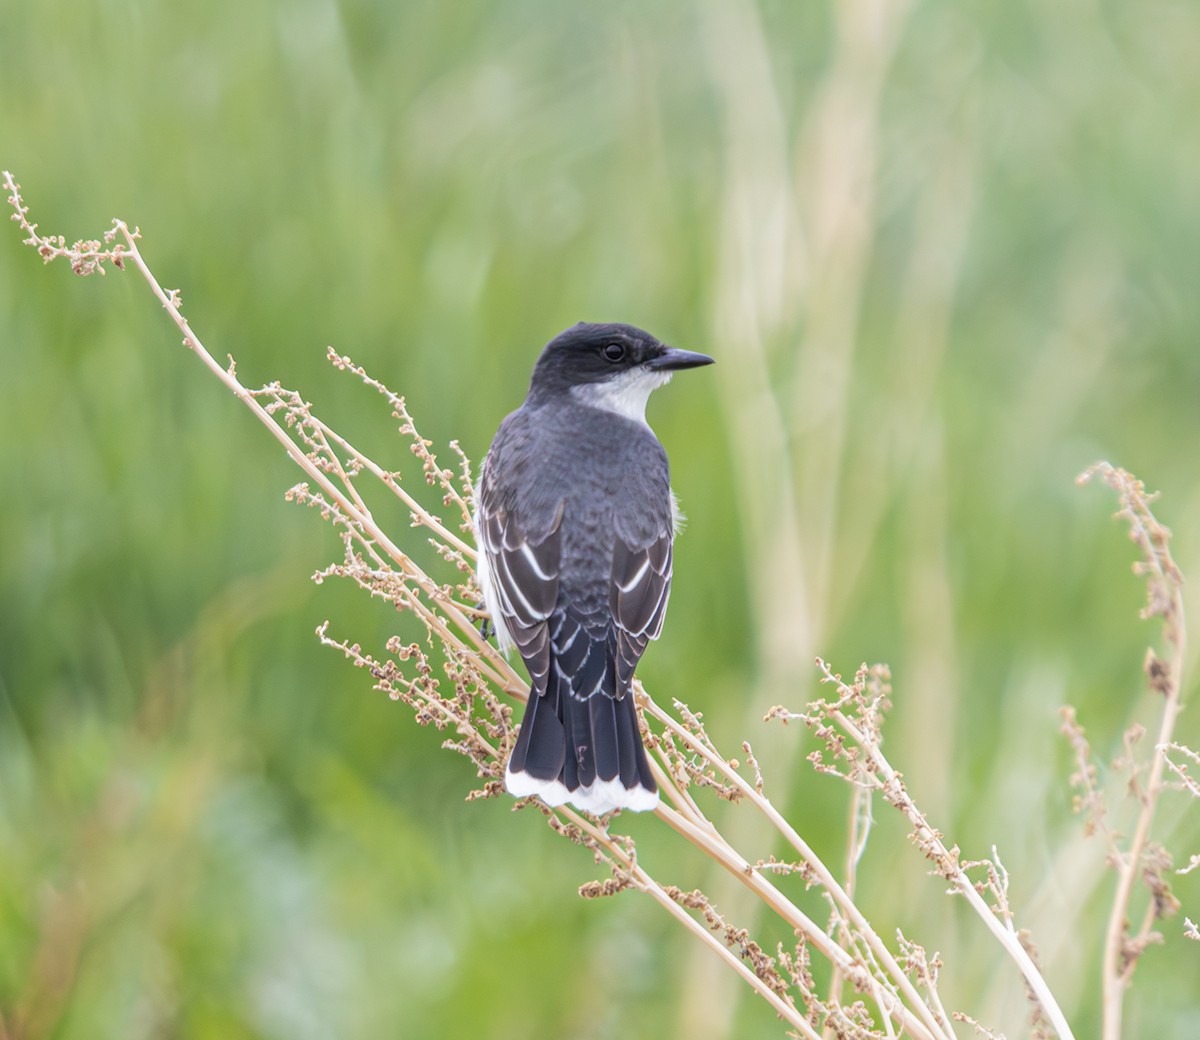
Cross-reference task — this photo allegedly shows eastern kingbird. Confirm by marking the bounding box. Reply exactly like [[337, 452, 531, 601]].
[[476, 322, 714, 815]]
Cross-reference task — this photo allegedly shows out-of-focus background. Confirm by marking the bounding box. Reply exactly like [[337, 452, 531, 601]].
[[2, 2, 1199, 1037]]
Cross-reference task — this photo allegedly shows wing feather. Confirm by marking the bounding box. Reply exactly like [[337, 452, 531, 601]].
[[610, 530, 673, 691], [476, 467, 563, 676]]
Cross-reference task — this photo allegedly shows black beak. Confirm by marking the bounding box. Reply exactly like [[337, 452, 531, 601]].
[[648, 346, 716, 371]]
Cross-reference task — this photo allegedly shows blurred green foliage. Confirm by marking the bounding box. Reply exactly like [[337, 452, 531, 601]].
[[2, 1, 1199, 1037]]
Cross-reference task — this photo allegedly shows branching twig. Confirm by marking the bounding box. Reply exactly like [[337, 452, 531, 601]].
[[20, 172, 1197, 1040], [1074, 463, 1189, 1040], [7, 170, 944, 1038], [770, 663, 1074, 1039]]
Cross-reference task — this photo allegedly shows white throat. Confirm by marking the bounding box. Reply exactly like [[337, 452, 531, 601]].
[[570, 367, 672, 426]]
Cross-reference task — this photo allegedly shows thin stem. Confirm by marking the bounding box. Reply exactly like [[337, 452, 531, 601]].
[[9, 174, 1111, 1040], [1102, 611, 1186, 1039], [824, 785, 871, 1038], [564, 809, 821, 1039], [648, 700, 953, 1040]]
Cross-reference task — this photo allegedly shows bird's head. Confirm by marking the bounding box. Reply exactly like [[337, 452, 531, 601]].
[[527, 322, 714, 424]]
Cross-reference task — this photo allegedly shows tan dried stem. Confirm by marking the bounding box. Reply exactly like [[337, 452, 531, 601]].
[[772, 663, 1075, 1039], [7, 169, 1101, 1040], [1076, 463, 1189, 1040], [2, 172, 880, 1037]]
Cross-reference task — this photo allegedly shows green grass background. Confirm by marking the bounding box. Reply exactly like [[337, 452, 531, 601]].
[[2, 2, 1199, 1037]]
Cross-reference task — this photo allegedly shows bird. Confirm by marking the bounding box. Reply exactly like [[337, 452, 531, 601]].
[[475, 321, 714, 815]]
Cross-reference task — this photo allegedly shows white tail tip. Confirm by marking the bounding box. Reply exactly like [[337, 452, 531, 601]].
[[506, 768, 659, 814]]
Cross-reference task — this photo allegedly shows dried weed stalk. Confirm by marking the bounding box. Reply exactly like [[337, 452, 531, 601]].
[[8, 171, 1191, 1038], [1070, 463, 1193, 1040]]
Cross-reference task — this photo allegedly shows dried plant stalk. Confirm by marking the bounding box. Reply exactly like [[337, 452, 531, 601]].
[[18, 170, 1196, 1039], [1072, 464, 1190, 1040]]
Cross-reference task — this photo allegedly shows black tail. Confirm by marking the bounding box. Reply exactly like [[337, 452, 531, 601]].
[[505, 620, 658, 814]]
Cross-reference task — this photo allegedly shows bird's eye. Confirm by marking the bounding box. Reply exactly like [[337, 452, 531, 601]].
[[602, 342, 626, 363]]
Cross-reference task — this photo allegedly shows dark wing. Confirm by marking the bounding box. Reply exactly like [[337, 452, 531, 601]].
[[609, 529, 673, 693], [477, 454, 567, 781], [476, 464, 563, 694]]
